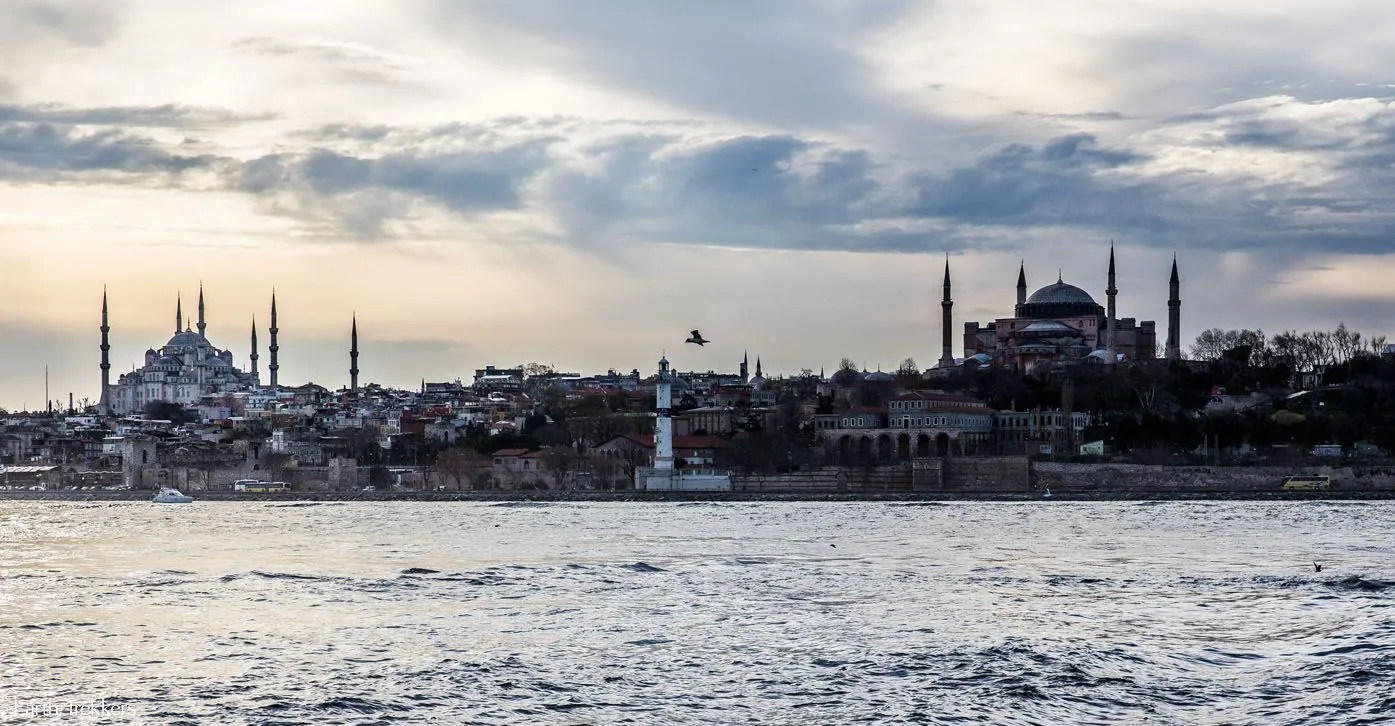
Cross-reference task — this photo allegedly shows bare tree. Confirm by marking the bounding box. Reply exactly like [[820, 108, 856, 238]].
[[433, 446, 485, 490], [541, 447, 577, 490]]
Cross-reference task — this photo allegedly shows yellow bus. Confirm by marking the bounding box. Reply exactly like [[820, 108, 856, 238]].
[[234, 480, 290, 492], [1282, 476, 1331, 490]]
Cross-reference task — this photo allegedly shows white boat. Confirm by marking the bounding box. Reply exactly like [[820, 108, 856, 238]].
[[152, 487, 194, 503]]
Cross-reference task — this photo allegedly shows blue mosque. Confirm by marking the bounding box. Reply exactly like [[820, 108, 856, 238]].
[[100, 287, 279, 415]]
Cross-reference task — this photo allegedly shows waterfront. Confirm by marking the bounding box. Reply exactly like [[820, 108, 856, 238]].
[[1, 501, 1391, 724]]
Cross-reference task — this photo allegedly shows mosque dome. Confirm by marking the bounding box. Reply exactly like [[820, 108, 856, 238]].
[[1016, 278, 1104, 319], [165, 330, 203, 348], [1026, 282, 1097, 306]]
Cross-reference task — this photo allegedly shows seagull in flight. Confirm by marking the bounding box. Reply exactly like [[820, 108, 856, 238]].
[[685, 330, 709, 346]]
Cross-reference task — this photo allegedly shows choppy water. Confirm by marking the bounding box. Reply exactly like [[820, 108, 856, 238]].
[[0, 501, 1391, 725]]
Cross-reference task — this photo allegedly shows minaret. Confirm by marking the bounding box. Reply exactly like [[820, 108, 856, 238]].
[[654, 355, 674, 471], [755, 356, 763, 378], [1166, 255, 1181, 360], [268, 292, 280, 387], [197, 283, 207, 340], [175, 293, 183, 335], [349, 314, 360, 393], [1106, 243, 1118, 364], [249, 317, 259, 378], [98, 288, 111, 414], [740, 351, 749, 382], [1016, 261, 1027, 308], [938, 256, 955, 369]]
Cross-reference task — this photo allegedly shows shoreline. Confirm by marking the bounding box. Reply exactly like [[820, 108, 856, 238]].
[[2, 489, 1393, 503]]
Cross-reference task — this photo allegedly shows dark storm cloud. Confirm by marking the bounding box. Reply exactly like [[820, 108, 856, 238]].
[[542, 133, 889, 252], [0, 123, 216, 179], [905, 134, 1156, 227], [230, 139, 556, 236], [11, 93, 1395, 255]]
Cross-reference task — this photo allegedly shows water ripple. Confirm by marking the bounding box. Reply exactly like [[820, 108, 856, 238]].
[[0, 500, 1390, 724]]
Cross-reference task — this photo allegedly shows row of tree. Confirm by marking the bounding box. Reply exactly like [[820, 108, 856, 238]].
[[1190, 324, 1388, 370]]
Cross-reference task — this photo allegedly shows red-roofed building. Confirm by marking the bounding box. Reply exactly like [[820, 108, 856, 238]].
[[888, 392, 990, 428], [594, 433, 726, 467]]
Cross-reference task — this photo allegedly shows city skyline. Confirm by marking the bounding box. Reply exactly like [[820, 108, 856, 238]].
[[5, 1, 1395, 409]]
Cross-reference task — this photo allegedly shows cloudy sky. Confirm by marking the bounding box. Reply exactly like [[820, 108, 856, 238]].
[[3, 0, 1395, 410]]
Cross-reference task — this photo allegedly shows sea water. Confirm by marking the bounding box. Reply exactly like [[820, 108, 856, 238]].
[[0, 500, 1390, 725]]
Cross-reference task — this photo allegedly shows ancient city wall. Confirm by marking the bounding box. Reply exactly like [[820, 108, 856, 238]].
[[1033, 462, 1395, 492]]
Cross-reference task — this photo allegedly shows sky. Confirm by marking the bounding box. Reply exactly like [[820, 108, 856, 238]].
[[3, 0, 1395, 410]]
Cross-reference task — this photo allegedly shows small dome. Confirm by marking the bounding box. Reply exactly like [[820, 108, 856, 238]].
[[1026, 282, 1097, 306], [1021, 321, 1076, 333], [862, 370, 894, 382]]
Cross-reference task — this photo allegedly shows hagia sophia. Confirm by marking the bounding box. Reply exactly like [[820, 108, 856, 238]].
[[936, 246, 1181, 373]]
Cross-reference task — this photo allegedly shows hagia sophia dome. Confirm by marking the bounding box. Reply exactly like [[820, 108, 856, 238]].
[[1015, 278, 1104, 319]]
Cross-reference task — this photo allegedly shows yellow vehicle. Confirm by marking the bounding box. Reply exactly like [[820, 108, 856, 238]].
[[233, 479, 290, 493], [1282, 476, 1331, 490]]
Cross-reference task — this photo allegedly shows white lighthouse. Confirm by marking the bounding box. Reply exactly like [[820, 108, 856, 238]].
[[654, 355, 675, 470], [636, 353, 731, 491]]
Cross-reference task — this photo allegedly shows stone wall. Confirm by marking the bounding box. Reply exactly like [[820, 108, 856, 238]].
[[734, 466, 913, 492], [1033, 462, 1395, 492], [946, 456, 1031, 491]]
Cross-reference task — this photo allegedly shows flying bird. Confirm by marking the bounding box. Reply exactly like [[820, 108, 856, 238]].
[[1314, 562, 1322, 573], [685, 330, 709, 346]]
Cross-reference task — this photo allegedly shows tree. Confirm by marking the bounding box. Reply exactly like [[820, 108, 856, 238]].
[[831, 357, 860, 386], [368, 465, 393, 488], [1190, 329, 1267, 364], [895, 358, 919, 384], [540, 447, 577, 489], [258, 452, 293, 483], [143, 400, 198, 424], [522, 362, 556, 377], [433, 446, 485, 490]]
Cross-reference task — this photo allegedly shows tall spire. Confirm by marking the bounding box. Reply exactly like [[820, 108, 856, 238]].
[[939, 255, 955, 369], [1166, 254, 1182, 360], [99, 287, 111, 414], [268, 291, 280, 387], [1105, 242, 1118, 365], [1016, 260, 1027, 307], [197, 283, 207, 340], [755, 356, 763, 378], [740, 350, 749, 382], [175, 292, 182, 335], [249, 316, 259, 377], [349, 314, 360, 393]]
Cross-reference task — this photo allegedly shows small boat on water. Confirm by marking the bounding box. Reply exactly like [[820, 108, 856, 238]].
[[152, 487, 194, 503]]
